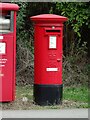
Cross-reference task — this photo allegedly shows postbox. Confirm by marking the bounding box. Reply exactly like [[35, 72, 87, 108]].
[[0, 3, 19, 102], [30, 14, 68, 105]]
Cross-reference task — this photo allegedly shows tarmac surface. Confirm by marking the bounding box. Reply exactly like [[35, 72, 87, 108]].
[[0, 109, 88, 119]]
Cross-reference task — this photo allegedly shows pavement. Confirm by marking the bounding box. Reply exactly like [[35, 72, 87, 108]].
[[0, 109, 88, 119]]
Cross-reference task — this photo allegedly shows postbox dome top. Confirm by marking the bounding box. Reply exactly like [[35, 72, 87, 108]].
[[30, 14, 68, 23], [0, 3, 19, 11]]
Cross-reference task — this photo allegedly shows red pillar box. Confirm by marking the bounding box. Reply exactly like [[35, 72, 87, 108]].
[[30, 14, 68, 105], [0, 3, 19, 102]]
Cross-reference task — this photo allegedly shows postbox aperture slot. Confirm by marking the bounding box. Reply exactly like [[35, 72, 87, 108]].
[[0, 11, 14, 33], [46, 30, 60, 33], [45, 28, 61, 35]]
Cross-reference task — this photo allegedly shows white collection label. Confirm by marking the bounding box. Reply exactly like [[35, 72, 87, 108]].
[[49, 36, 56, 49], [46, 68, 58, 72], [0, 36, 3, 40], [0, 43, 6, 54]]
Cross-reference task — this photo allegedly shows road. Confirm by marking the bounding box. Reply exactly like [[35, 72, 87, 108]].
[[0, 109, 88, 119]]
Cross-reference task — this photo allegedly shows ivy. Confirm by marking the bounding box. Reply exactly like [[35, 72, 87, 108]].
[[16, 2, 28, 31], [56, 2, 90, 38]]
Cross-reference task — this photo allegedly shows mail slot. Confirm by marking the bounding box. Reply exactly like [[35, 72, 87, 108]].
[[0, 3, 19, 102], [30, 14, 68, 105], [45, 30, 60, 33]]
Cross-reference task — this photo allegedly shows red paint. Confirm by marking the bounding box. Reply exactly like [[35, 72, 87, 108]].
[[30, 14, 68, 85], [0, 3, 19, 11], [0, 3, 19, 102]]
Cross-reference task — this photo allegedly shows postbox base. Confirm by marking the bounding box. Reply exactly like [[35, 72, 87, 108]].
[[34, 84, 63, 106]]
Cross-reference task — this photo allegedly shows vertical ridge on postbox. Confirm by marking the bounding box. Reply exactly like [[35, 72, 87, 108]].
[[30, 14, 68, 105], [0, 3, 19, 102]]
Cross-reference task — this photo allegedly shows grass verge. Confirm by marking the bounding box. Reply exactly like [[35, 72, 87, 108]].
[[63, 86, 88, 103], [0, 85, 88, 110]]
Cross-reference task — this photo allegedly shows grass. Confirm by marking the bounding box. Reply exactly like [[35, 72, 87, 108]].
[[63, 86, 88, 103], [16, 85, 33, 100], [0, 85, 88, 110], [16, 85, 88, 109], [16, 85, 88, 103]]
